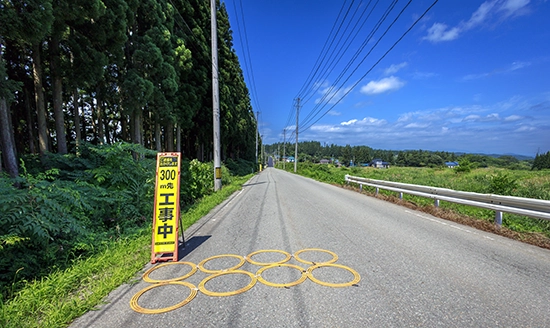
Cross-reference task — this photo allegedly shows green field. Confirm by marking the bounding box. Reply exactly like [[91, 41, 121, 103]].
[[280, 163, 550, 242]]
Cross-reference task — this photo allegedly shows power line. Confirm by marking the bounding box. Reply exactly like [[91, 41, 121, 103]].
[[232, 0, 262, 114], [299, 0, 400, 129], [300, 0, 440, 133], [299, 0, 379, 107], [294, 1, 353, 99]]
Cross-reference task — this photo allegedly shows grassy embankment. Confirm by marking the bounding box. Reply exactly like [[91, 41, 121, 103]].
[[280, 163, 550, 247], [0, 174, 251, 328]]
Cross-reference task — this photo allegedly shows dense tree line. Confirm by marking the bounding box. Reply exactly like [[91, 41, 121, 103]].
[[532, 151, 550, 170], [266, 141, 532, 169], [0, 0, 257, 178]]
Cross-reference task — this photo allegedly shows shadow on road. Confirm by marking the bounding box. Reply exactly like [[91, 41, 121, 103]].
[[178, 235, 211, 260]]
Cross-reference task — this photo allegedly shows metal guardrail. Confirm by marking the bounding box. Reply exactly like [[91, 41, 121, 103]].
[[345, 175, 550, 224]]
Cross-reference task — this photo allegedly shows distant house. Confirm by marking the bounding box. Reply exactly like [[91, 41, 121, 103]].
[[319, 159, 330, 164], [445, 161, 459, 168], [370, 158, 390, 168]]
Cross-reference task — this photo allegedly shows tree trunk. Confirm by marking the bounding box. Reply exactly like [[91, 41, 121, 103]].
[[24, 89, 36, 154], [165, 121, 174, 152], [90, 94, 97, 141], [73, 88, 81, 150], [97, 102, 104, 144], [50, 35, 67, 154], [104, 112, 110, 144], [32, 42, 49, 156], [155, 119, 161, 151], [96, 87, 104, 144], [121, 113, 128, 141], [0, 135, 2, 174], [81, 98, 86, 143], [132, 109, 142, 146], [176, 124, 181, 153], [0, 98, 19, 178]]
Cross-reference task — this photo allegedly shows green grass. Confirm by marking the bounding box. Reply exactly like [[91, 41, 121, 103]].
[[0, 174, 253, 328]]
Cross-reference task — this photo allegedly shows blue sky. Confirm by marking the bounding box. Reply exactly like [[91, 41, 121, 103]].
[[224, 0, 550, 156]]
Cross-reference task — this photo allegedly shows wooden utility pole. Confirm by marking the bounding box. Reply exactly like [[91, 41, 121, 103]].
[[255, 111, 259, 167], [294, 98, 300, 173], [283, 128, 286, 170], [211, 0, 222, 191]]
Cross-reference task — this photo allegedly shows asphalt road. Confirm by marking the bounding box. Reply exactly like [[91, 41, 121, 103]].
[[71, 168, 550, 327]]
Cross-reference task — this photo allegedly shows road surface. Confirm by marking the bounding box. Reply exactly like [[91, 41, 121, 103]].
[[71, 168, 550, 327]]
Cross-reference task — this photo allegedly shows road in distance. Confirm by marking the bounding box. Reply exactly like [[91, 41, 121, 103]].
[[71, 168, 550, 327]]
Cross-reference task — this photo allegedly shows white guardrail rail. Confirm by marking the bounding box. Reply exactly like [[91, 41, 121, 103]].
[[345, 175, 550, 225]]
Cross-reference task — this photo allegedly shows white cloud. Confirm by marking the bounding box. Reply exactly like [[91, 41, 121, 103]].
[[384, 62, 408, 75], [515, 125, 535, 132], [463, 113, 500, 122], [404, 122, 430, 128], [463, 114, 482, 122], [291, 96, 549, 156], [499, 0, 531, 18], [463, 61, 532, 80], [424, 23, 461, 42], [341, 119, 357, 126], [360, 76, 405, 95], [504, 114, 522, 121], [340, 117, 386, 126], [398, 112, 415, 122], [424, 0, 531, 43], [310, 124, 342, 132], [328, 110, 342, 116], [510, 61, 531, 71]]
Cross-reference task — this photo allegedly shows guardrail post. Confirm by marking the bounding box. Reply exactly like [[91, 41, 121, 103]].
[[399, 192, 403, 200], [434, 199, 440, 208], [359, 184, 363, 192], [495, 211, 503, 227], [375, 187, 379, 195]]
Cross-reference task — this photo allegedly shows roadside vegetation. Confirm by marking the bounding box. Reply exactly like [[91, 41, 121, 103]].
[[0, 142, 254, 328], [279, 161, 550, 248]]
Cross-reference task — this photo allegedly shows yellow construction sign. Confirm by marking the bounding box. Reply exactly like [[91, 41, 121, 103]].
[[151, 152, 181, 263]]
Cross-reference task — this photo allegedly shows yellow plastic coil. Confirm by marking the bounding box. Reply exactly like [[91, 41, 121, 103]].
[[130, 281, 197, 314], [294, 248, 338, 265], [198, 254, 245, 274], [246, 249, 292, 266], [256, 264, 308, 288], [307, 263, 361, 288], [142, 261, 197, 283], [198, 270, 257, 297]]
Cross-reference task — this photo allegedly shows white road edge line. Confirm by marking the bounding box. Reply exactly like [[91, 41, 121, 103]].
[[405, 210, 493, 241]]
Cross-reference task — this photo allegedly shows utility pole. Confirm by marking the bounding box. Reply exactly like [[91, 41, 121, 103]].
[[261, 137, 265, 167], [283, 129, 286, 170], [255, 111, 259, 169], [294, 98, 300, 173], [277, 143, 280, 168], [211, 0, 221, 191]]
